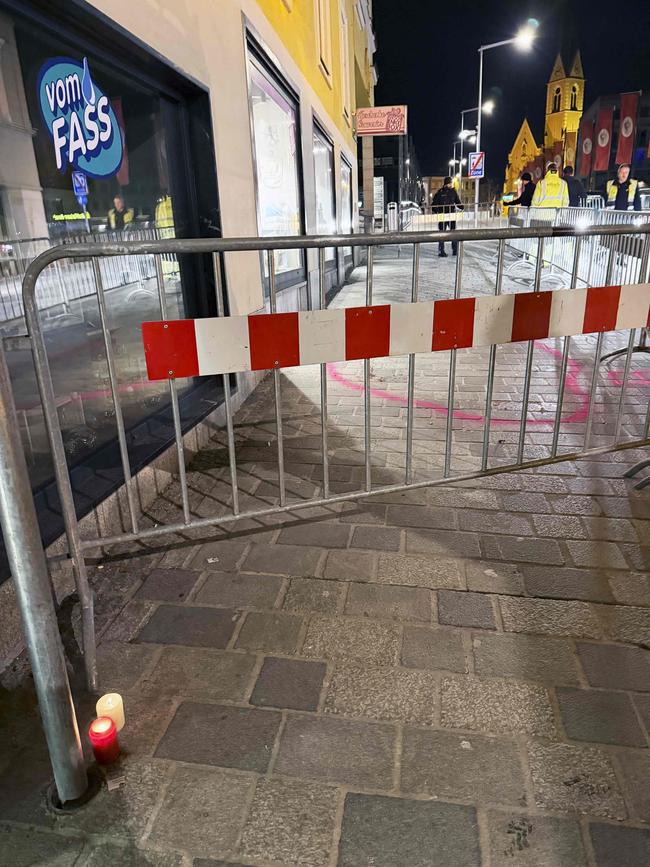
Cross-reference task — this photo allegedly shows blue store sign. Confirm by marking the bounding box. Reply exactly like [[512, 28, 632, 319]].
[[38, 56, 123, 178]]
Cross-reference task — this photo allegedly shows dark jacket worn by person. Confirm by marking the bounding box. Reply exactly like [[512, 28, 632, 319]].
[[509, 181, 536, 208], [432, 186, 462, 215], [605, 178, 641, 211], [564, 175, 586, 207]]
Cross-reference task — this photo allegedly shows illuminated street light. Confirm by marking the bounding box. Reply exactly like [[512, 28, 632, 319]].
[[514, 24, 536, 51], [482, 99, 495, 114]]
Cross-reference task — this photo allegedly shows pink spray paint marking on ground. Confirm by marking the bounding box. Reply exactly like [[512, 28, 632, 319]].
[[327, 342, 592, 427], [607, 368, 650, 388]]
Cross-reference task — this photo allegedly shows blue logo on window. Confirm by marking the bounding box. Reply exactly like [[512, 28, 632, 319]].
[[38, 56, 123, 179]]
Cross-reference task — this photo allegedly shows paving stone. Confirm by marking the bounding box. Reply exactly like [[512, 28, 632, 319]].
[[582, 517, 638, 542], [551, 494, 602, 515], [251, 657, 326, 711], [385, 504, 456, 530], [502, 492, 553, 513], [137, 605, 238, 648], [195, 572, 283, 608], [594, 604, 650, 646], [527, 741, 626, 819], [0, 825, 83, 866], [401, 729, 526, 805], [621, 542, 650, 571], [377, 552, 464, 589], [472, 632, 580, 685], [148, 764, 253, 857], [557, 688, 647, 747], [276, 522, 350, 549], [338, 503, 387, 524], [437, 589, 496, 629], [345, 582, 431, 622], [338, 794, 480, 867], [481, 535, 565, 565], [240, 777, 337, 867], [322, 549, 374, 581], [522, 566, 614, 603], [350, 525, 401, 551], [465, 560, 525, 595], [135, 567, 201, 602], [102, 599, 155, 642], [499, 596, 602, 638], [235, 610, 303, 653], [406, 528, 482, 558], [283, 577, 342, 613], [97, 641, 158, 693], [634, 694, 650, 733], [440, 676, 555, 736], [486, 811, 586, 866], [609, 573, 650, 607], [324, 661, 437, 724], [116, 694, 177, 757], [155, 702, 281, 771], [615, 751, 650, 821], [401, 626, 468, 672], [459, 510, 534, 536], [302, 616, 400, 665], [566, 540, 627, 569], [589, 823, 650, 866], [274, 715, 395, 788], [189, 539, 249, 572], [243, 543, 321, 576], [141, 647, 256, 701], [577, 643, 650, 692], [532, 514, 587, 539], [83, 843, 183, 866]]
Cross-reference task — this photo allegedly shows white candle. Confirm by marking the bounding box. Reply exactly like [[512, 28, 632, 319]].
[[96, 693, 125, 732]]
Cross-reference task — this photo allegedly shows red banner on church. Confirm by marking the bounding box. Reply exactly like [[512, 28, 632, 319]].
[[615, 92, 639, 165], [594, 107, 614, 172], [578, 120, 594, 176]]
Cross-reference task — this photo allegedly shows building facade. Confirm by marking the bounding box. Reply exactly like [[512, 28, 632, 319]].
[[503, 51, 584, 194]]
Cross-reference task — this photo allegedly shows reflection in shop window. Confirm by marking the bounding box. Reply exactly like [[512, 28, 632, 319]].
[[341, 158, 352, 257], [313, 124, 336, 262], [248, 51, 302, 281]]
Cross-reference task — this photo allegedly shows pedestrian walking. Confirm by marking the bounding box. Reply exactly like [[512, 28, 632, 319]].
[[432, 176, 463, 257], [604, 163, 641, 211], [561, 166, 586, 207], [507, 171, 536, 207], [531, 162, 569, 208]]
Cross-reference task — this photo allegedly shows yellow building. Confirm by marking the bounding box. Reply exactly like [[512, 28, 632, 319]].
[[504, 51, 584, 195]]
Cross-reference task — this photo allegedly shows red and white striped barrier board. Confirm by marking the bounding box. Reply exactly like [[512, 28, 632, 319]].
[[142, 283, 650, 380]]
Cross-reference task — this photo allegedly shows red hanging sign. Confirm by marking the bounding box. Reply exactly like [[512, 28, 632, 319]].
[[615, 92, 639, 165], [578, 120, 594, 176], [594, 107, 614, 172]]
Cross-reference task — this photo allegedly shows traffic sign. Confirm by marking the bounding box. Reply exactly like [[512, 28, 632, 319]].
[[72, 170, 88, 197], [468, 151, 485, 178]]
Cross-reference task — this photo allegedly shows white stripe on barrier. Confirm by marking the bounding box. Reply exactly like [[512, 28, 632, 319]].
[[298, 309, 346, 365], [473, 295, 515, 347], [195, 316, 251, 374], [549, 287, 588, 338], [389, 301, 434, 356], [617, 283, 650, 330]]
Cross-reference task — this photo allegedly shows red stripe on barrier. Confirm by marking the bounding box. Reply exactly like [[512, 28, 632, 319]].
[[512, 291, 553, 343], [345, 305, 391, 360], [142, 320, 199, 380], [583, 285, 621, 333], [248, 312, 300, 370], [432, 297, 475, 351]]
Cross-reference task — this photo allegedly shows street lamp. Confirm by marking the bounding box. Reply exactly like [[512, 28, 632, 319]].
[[474, 22, 537, 215]]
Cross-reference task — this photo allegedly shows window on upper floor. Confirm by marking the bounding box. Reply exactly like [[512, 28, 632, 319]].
[[340, 6, 351, 122], [316, 0, 333, 81], [553, 87, 561, 112], [570, 85, 578, 110]]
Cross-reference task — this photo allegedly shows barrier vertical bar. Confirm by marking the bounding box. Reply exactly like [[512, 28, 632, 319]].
[[481, 238, 505, 471], [444, 242, 463, 477], [0, 340, 87, 803], [405, 243, 420, 484], [364, 246, 373, 492], [267, 250, 286, 505], [318, 248, 330, 498], [212, 252, 240, 515], [551, 236, 583, 457], [517, 237, 544, 463], [584, 244, 616, 449]]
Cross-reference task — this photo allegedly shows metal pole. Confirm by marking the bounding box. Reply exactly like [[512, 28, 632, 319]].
[[0, 341, 87, 803], [474, 48, 484, 220], [405, 243, 420, 484]]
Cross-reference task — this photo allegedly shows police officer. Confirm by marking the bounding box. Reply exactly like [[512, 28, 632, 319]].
[[604, 163, 641, 211], [107, 195, 134, 230], [431, 176, 463, 257], [531, 162, 569, 209]]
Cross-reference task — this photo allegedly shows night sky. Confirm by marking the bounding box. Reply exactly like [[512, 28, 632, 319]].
[[373, 0, 650, 178]]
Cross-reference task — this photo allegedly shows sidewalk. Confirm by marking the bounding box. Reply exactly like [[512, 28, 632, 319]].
[[1, 243, 649, 866]]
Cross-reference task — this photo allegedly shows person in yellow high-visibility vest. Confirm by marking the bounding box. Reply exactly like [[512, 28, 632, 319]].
[[531, 162, 569, 208]]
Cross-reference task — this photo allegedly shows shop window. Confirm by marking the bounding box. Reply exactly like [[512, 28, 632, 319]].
[[553, 87, 561, 112], [247, 44, 304, 289], [340, 7, 351, 122], [340, 156, 352, 258], [316, 0, 333, 80], [313, 122, 336, 263]]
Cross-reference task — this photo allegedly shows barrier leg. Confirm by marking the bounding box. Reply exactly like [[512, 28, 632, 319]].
[[0, 341, 87, 803]]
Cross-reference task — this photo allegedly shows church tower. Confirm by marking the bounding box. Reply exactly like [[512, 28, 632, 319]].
[[544, 51, 584, 163]]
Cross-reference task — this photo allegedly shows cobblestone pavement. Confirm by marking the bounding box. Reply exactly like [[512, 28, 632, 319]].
[[1, 242, 650, 866]]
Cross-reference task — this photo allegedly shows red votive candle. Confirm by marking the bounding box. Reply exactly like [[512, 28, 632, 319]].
[[88, 716, 120, 765]]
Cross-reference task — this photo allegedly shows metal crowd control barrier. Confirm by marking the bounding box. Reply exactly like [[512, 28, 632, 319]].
[[9, 221, 650, 797]]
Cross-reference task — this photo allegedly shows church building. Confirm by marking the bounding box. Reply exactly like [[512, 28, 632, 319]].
[[503, 51, 584, 195]]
